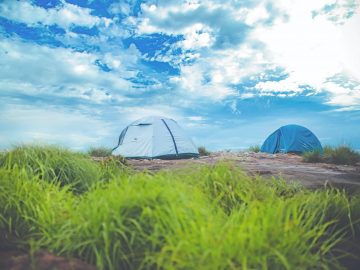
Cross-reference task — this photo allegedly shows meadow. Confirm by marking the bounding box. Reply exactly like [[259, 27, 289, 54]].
[[0, 145, 359, 269]]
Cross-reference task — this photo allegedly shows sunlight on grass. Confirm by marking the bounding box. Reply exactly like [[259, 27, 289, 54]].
[[0, 145, 359, 269]]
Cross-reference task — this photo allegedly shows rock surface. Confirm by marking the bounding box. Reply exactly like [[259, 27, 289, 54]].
[[127, 152, 360, 190]]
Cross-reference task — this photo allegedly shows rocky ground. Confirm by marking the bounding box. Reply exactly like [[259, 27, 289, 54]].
[[127, 151, 360, 191]]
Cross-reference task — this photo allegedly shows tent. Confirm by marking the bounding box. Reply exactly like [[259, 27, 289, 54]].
[[261, 124, 323, 154], [112, 116, 199, 159]]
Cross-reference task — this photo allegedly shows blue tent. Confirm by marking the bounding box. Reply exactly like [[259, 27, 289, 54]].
[[112, 116, 199, 159], [261, 124, 323, 154]]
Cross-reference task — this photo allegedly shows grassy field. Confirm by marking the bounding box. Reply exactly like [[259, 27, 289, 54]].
[[0, 145, 359, 269]]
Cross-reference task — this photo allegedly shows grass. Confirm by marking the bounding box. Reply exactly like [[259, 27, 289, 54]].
[[303, 145, 360, 165], [88, 146, 113, 157], [0, 145, 359, 269], [0, 145, 128, 193], [248, 145, 261, 153], [198, 146, 211, 156], [325, 145, 360, 165], [302, 150, 323, 163]]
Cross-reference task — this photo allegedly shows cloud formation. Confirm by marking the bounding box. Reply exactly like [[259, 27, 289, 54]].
[[0, 0, 359, 150], [0, 0, 110, 30]]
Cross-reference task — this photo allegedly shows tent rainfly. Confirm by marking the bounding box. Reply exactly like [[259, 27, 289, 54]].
[[112, 116, 199, 159], [261, 124, 323, 154]]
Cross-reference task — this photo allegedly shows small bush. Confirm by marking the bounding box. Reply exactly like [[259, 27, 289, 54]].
[[88, 147, 112, 157], [326, 145, 360, 165], [198, 146, 211, 156], [303, 145, 360, 165], [303, 150, 322, 163], [323, 145, 334, 156], [248, 145, 260, 153]]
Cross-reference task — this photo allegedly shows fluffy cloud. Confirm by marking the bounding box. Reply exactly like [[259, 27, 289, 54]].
[[171, 63, 236, 100], [136, 1, 251, 49], [132, 0, 360, 108], [0, 38, 139, 103], [0, 0, 111, 30], [1, 0, 360, 151], [254, 79, 303, 95], [169, 43, 267, 100], [252, 1, 360, 106], [324, 82, 360, 107]]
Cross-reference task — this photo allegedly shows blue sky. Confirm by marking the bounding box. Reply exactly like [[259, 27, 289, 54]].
[[0, 0, 359, 151]]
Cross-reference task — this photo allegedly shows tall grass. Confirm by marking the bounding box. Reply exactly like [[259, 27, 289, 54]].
[[325, 145, 360, 165], [0, 145, 100, 192], [88, 146, 113, 157], [198, 146, 211, 156], [303, 150, 322, 163], [0, 146, 359, 269], [248, 145, 261, 153], [303, 145, 360, 165], [0, 145, 128, 192]]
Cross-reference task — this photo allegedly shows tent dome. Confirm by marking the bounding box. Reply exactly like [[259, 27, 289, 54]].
[[112, 116, 199, 159], [261, 124, 323, 154]]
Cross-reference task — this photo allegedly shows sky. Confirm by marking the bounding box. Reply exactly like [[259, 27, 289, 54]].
[[0, 0, 359, 151]]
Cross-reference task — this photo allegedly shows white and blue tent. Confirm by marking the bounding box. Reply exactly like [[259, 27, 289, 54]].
[[112, 116, 199, 159]]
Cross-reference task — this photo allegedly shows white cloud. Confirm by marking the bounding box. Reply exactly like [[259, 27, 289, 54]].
[[181, 23, 215, 50], [169, 42, 266, 100], [171, 63, 236, 100], [324, 82, 360, 106], [249, 0, 360, 106], [254, 78, 303, 94], [244, 4, 270, 25], [254, 8, 343, 87], [136, 0, 251, 49], [3, 0, 355, 109], [0, 0, 111, 30], [129, 0, 360, 108], [312, 0, 359, 25], [187, 116, 205, 121], [0, 38, 137, 103]]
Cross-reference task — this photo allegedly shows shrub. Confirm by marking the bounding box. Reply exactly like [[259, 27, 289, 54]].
[[88, 147, 112, 157], [325, 145, 360, 165], [248, 145, 261, 153], [323, 145, 334, 156], [303, 150, 322, 163], [303, 145, 360, 165], [198, 146, 211, 156]]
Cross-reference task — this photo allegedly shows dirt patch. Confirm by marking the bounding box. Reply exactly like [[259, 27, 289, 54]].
[[126, 152, 360, 190], [0, 249, 97, 270]]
